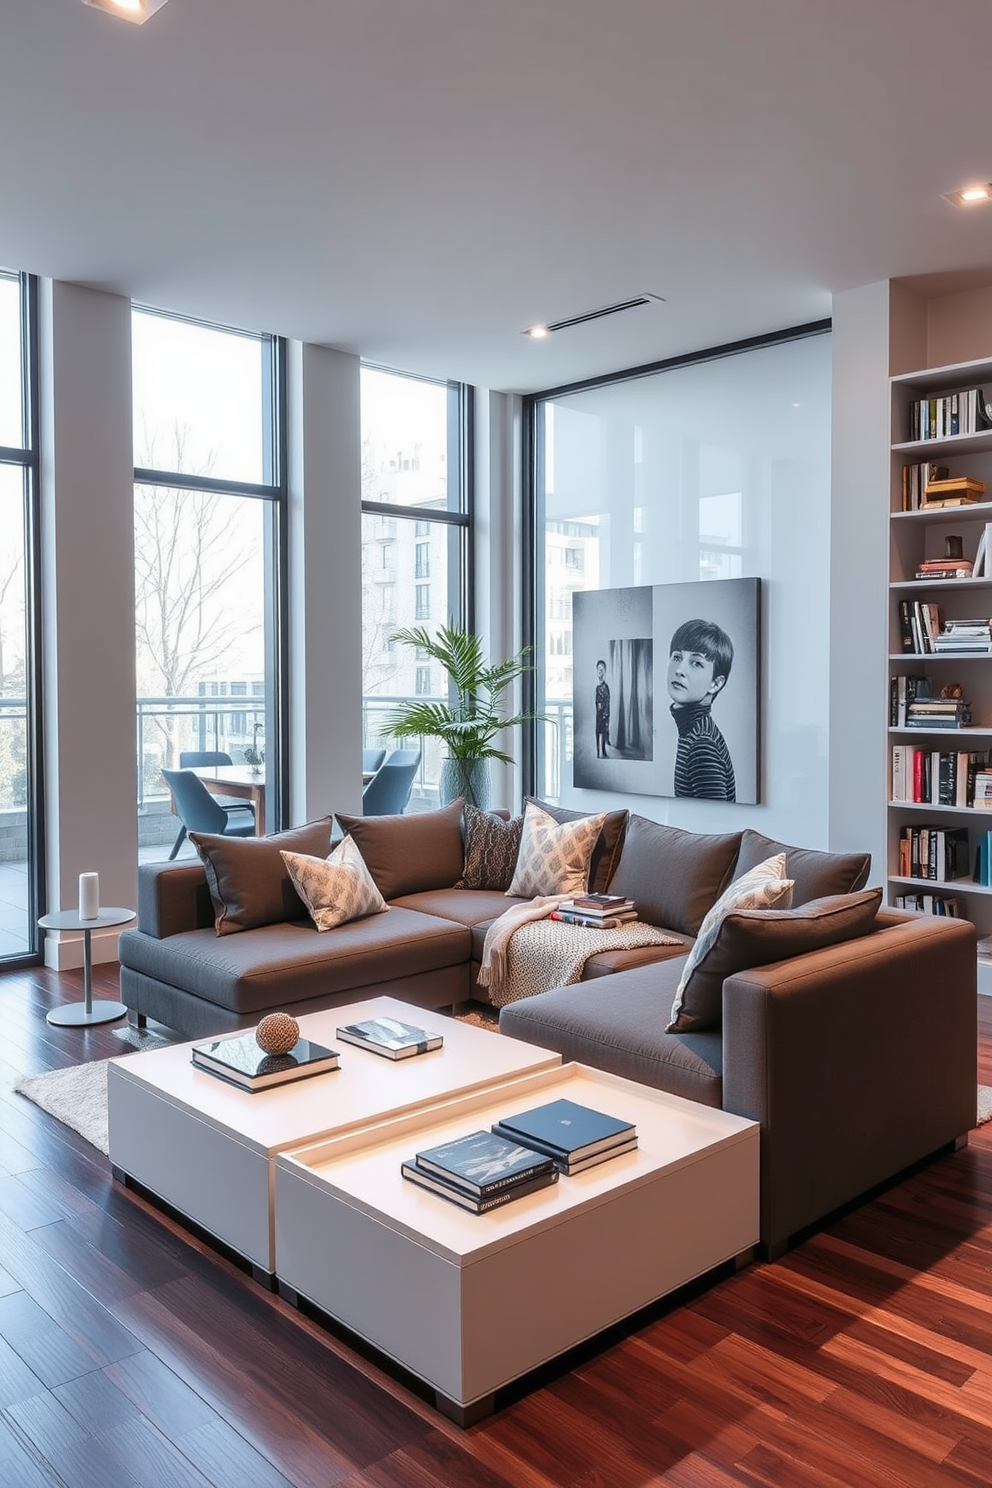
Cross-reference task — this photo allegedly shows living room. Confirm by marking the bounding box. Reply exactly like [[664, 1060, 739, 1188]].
[[2, 1, 992, 1482]]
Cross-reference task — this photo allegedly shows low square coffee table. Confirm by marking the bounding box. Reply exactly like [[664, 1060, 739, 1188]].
[[107, 995, 561, 1283], [275, 1062, 759, 1423]]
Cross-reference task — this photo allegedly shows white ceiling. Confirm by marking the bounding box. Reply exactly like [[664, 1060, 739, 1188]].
[[3, 0, 992, 394]]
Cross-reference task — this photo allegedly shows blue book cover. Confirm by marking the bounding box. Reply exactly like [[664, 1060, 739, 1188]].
[[414, 1129, 555, 1196], [491, 1098, 635, 1161]]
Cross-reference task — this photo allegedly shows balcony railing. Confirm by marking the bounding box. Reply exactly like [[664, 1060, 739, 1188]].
[[136, 695, 266, 810]]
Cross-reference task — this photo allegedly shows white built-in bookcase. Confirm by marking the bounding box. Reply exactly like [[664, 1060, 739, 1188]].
[[889, 354, 992, 950]]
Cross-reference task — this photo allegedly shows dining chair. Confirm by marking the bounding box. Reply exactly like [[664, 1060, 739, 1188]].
[[362, 747, 387, 774], [360, 749, 421, 816], [179, 749, 256, 820], [163, 768, 257, 860]]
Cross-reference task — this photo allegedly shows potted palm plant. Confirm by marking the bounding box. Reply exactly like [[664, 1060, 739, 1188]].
[[385, 623, 542, 809]]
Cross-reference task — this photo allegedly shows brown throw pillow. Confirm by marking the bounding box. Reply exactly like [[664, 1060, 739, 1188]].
[[190, 818, 335, 935], [335, 799, 465, 900], [455, 804, 524, 890], [607, 814, 743, 936], [525, 797, 628, 894], [732, 828, 871, 907], [669, 886, 883, 1035]]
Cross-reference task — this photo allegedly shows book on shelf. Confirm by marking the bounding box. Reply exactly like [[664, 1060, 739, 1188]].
[[190, 1033, 340, 1092], [399, 1161, 558, 1213], [890, 674, 932, 726], [910, 388, 992, 441], [898, 825, 970, 882], [924, 475, 986, 497], [901, 461, 949, 511], [977, 831, 992, 888], [412, 1129, 557, 1198], [914, 563, 973, 580], [550, 898, 636, 922], [489, 1097, 636, 1166], [894, 892, 966, 917], [334, 1016, 443, 1060]]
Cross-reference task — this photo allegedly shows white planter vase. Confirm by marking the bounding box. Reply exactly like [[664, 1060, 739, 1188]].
[[439, 757, 491, 810]]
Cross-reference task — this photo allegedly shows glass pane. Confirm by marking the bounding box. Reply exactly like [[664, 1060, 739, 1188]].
[[361, 510, 459, 812], [361, 367, 455, 510], [132, 310, 266, 485], [0, 463, 30, 955], [135, 483, 268, 853], [0, 274, 23, 450]]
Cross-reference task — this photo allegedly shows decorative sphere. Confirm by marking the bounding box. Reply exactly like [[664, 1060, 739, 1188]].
[[256, 1012, 300, 1055]]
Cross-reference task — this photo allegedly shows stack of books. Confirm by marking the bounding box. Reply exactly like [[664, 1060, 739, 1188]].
[[897, 824, 970, 882], [550, 893, 636, 929], [910, 387, 992, 441], [490, 1097, 637, 1175], [401, 1130, 559, 1213], [932, 618, 992, 654], [904, 697, 973, 728], [914, 556, 974, 580], [191, 1032, 340, 1092], [922, 475, 986, 507]]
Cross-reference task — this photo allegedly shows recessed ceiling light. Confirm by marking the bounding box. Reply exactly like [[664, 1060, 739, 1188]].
[[943, 182, 992, 207], [82, 0, 170, 24]]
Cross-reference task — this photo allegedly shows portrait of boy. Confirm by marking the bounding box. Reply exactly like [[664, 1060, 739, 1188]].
[[667, 618, 736, 801]]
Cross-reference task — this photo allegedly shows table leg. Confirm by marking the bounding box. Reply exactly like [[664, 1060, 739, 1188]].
[[46, 927, 128, 1027]]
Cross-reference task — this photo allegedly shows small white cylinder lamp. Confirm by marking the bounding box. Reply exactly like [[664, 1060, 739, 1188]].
[[78, 872, 100, 921]]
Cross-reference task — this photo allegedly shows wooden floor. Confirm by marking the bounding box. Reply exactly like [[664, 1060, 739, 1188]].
[[1, 966, 991, 1488]]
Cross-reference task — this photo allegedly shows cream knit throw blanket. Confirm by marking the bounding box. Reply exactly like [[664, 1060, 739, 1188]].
[[477, 897, 684, 1009]]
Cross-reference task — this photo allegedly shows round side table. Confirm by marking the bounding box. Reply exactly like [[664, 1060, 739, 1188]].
[[39, 907, 135, 1027]]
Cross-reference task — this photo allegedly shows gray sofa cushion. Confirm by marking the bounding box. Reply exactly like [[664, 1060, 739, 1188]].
[[733, 828, 871, 906], [606, 814, 743, 936], [498, 963, 722, 1106], [335, 800, 466, 900], [670, 886, 882, 1035], [391, 888, 529, 928], [190, 818, 335, 935], [118, 906, 469, 1015]]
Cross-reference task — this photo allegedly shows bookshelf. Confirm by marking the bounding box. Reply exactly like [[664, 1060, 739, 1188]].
[[889, 356, 992, 948]]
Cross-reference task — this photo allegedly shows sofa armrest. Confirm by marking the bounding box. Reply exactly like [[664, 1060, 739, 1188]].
[[137, 860, 215, 939], [721, 914, 977, 1254]]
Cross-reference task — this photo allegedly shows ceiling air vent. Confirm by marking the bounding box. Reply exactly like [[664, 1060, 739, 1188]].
[[524, 292, 664, 338]]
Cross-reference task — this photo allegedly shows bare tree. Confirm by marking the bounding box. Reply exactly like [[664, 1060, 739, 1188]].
[[134, 422, 261, 772]]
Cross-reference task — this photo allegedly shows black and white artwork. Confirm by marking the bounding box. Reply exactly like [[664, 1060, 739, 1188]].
[[572, 577, 760, 803]]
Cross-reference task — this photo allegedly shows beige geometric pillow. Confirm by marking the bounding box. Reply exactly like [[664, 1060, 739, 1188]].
[[280, 835, 388, 932], [667, 853, 794, 1033], [506, 802, 606, 898]]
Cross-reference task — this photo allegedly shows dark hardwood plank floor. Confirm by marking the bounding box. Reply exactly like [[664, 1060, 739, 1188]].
[[1, 962, 990, 1487]]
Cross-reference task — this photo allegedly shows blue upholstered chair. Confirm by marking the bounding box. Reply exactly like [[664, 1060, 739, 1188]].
[[163, 768, 256, 860], [360, 749, 421, 816]]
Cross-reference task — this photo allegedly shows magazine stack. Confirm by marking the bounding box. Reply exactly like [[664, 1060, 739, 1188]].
[[490, 1097, 637, 1175], [550, 893, 637, 930], [400, 1130, 559, 1214]]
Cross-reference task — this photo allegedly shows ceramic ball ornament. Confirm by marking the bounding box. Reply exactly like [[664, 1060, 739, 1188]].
[[255, 1011, 300, 1055]]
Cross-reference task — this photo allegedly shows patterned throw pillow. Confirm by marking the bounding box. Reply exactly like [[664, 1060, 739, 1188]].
[[455, 805, 524, 890], [506, 802, 606, 898], [280, 835, 388, 932], [667, 853, 795, 1033]]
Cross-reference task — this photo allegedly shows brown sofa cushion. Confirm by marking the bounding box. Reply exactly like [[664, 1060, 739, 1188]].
[[525, 798, 628, 894], [335, 799, 465, 900], [190, 818, 335, 935], [606, 814, 743, 936], [669, 886, 883, 1034], [733, 828, 871, 907]]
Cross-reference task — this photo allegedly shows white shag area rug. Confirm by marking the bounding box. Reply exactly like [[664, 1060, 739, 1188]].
[[14, 1059, 992, 1158]]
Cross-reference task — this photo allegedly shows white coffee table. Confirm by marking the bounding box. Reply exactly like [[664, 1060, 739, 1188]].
[[275, 1062, 759, 1423], [107, 995, 561, 1283]]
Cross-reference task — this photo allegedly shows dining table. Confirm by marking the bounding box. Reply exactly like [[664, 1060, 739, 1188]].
[[192, 765, 267, 836]]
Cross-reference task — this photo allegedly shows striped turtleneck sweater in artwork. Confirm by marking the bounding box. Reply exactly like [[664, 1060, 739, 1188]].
[[671, 700, 736, 801]]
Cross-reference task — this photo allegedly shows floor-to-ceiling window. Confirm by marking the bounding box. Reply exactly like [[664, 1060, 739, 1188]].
[[528, 327, 832, 838], [132, 308, 286, 857], [0, 270, 40, 959], [360, 366, 471, 809]]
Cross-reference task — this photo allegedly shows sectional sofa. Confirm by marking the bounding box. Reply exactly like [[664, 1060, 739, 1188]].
[[117, 798, 978, 1253]]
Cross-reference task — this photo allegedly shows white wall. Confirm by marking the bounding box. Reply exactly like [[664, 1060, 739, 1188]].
[[39, 283, 138, 968]]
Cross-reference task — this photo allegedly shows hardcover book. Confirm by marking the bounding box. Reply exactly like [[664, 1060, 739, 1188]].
[[335, 1016, 443, 1060], [550, 909, 637, 929], [567, 894, 636, 914], [490, 1097, 636, 1163], [413, 1129, 556, 1196], [191, 1033, 340, 1092], [400, 1161, 558, 1213]]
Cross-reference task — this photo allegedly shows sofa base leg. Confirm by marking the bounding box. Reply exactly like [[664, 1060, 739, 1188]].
[[955, 1132, 969, 1150], [762, 1238, 789, 1263], [127, 1009, 147, 1031]]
